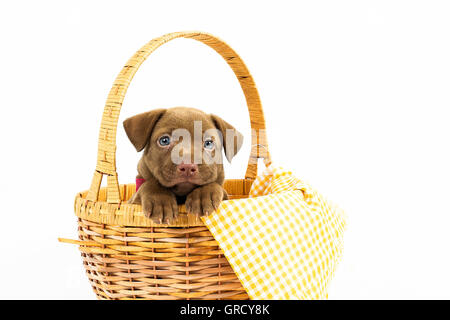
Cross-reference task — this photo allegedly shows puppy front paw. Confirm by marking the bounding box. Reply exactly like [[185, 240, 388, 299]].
[[185, 183, 225, 216], [141, 192, 178, 224]]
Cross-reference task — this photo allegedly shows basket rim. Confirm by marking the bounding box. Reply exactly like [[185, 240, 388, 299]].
[[75, 179, 252, 228]]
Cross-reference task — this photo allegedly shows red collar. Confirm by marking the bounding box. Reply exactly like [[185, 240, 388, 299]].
[[136, 178, 145, 191]]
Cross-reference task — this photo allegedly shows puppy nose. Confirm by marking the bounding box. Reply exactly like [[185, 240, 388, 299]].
[[177, 163, 198, 177]]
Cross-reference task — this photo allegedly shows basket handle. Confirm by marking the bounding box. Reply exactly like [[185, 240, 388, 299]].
[[86, 31, 271, 203]]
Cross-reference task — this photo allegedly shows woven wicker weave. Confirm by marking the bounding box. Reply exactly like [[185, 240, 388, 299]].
[[60, 31, 271, 300]]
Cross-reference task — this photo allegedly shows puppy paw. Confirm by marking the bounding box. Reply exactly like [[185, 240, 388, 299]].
[[141, 192, 178, 224], [185, 183, 225, 216]]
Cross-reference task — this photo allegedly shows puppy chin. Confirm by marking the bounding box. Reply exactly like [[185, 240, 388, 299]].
[[171, 181, 198, 196], [156, 169, 217, 191], [157, 176, 198, 188], [160, 172, 216, 188], [166, 177, 202, 187]]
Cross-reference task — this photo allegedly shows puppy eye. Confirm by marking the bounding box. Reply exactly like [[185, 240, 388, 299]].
[[158, 135, 171, 147], [203, 139, 215, 150]]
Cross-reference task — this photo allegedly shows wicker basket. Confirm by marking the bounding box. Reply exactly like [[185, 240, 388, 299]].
[[60, 31, 271, 300]]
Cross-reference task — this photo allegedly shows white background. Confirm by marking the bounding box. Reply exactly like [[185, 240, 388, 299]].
[[1, 0, 450, 299]]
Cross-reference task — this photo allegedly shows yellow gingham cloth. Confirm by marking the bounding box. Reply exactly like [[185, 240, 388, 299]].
[[202, 165, 347, 299]]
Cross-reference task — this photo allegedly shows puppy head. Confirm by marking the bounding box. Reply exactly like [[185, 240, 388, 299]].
[[123, 107, 243, 190]]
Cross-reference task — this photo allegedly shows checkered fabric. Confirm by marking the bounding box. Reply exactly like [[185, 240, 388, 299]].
[[202, 165, 347, 300]]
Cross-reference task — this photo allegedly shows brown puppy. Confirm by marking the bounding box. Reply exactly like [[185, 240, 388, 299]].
[[123, 107, 243, 224]]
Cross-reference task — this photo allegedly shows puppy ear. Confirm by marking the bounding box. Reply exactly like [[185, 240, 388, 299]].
[[123, 109, 166, 152], [211, 114, 244, 162]]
